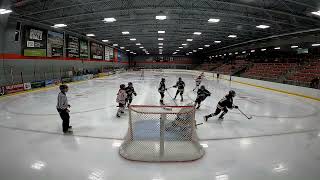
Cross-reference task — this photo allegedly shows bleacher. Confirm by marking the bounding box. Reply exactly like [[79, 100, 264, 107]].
[[243, 63, 297, 81], [215, 60, 248, 74], [286, 61, 320, 86], [197, 63, 222, 71]]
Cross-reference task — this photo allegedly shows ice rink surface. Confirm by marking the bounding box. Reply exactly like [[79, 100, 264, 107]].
[[0, 70, 320, 180]]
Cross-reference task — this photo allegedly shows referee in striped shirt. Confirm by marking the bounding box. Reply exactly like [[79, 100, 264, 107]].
[[57, 84, 72, 134]]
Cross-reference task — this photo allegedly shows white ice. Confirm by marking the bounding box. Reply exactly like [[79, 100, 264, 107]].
[[0, 70, 320, 180]]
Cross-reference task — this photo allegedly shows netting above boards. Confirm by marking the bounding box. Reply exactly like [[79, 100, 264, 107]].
[[119, 105, 205, 162]]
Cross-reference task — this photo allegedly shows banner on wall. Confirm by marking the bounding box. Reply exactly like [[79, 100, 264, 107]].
[[47, 31, 64, 57], [0, 86, 5, 96], [90, 42, 103, 60], [114, 49, 118, 62], [24, 26, 47, 56], [23, 83, 32, 90], [5, 84, 25, 94], [80, 40, 89, 59], [104, 46, 113, 61], [67, 35, 79, 58]]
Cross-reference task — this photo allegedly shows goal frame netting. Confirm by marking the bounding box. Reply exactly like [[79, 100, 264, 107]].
[[119, 105, 205, 162]]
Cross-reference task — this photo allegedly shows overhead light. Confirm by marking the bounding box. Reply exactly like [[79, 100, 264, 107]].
[[219, 55, 222, 57], [139, 46, 144, 48], [228, 35, 237, 38], [126, 50, 130, 52], [261, 48, 267, 51], [0, 9, 12, 15], [311, 10, 320, 16], [158, 43, 163, 45], [204, 45, 210, 47], [229, 53, 233, 55], [122, 31, 130, 35], [159, 46, 163, 49], [242, 51, 246, 54], [194, 32, 202, 35], [158, 38, 164, 41], [291, 45, 299, 49], [274, 47, 281, 50], [103, 17, 116, 23], [189, 52, 193, 54], [187, 39, 193, 42], [251, 50, 255, 53], [158, 31, 165, 34], [130, 38, 136, 41], [224, 54, 226, 56], [186, 53, 190, 55], [256, 25, 270, 29], [176, 50, 180, 52], [156, 15, 167, 20], [214, 41, 221, 43], [193, 50, 197, 52], [120, 47, 125, 49], [86, 34, 95, 37], [235, 52, 238, 54], [113, 44, 118, 46], [52, 24, 67, 28], [135, 43, 141, 46], [208, 18, 220, 23], [182, 43, 187, 46], [179, 47, 183, 49], [198, 47, 203, 50], [312, 43, 320, 47], [102, 40, 109, 42]]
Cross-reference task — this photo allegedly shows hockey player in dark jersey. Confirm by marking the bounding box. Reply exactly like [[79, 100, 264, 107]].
[[194, 85, 211, 109], [173, 77, 185, 102], [158, 78, 167, 105], [204, 90, 238, 121], [125, 82, 137, 107]]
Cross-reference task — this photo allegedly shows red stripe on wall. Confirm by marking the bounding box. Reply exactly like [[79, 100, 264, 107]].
[[0, 54, 129, 64]]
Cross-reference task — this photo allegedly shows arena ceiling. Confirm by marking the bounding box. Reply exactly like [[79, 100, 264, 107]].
[[6, 0, 320, 56]]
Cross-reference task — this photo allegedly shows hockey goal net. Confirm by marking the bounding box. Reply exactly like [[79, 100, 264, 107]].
[[119, 105, 205, 162]]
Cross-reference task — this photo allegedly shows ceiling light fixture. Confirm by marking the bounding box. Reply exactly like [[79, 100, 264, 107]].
[[312, 43, 320, 47], [102, 40, 109, 42], [0, 9, 12, 15], [158, 43, 163, 45], [256, 25, 270, 29], [291, 45, 299, 49], [204, 45, 210, 47], [187, 39, 193, 42], [86, 34, 95, 37], [228, 35, 237, 38], [130, 38, 136, 41], [208, 18, 220, 23], [122, 31, 130, 35], [194, 32, 202, 35], [274, 47, 281, 50], [182, 44, 187, 46], [214, 41, 221, 43], [158, 31, 165, 34], [311, 10, 320, 16], [158, 38, 164, 41], [136, 43, 141, 45], [103, 17, 116, 23], [156, 15, 167, 20], [52, 24, 67, 28]]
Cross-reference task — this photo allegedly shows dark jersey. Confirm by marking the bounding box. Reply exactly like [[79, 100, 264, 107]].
[[197, 89, 211, 99], [125, 86, 136, 97], [217, 95, 233, 109], [158, 81, 166, 93], [175, 80, 185, 90]]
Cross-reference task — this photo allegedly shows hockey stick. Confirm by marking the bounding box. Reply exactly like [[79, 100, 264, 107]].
[[236, 107, 252, 119]]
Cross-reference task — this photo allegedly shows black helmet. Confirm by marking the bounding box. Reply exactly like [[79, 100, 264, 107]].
[[200, 85, 205, 89], [161, 78, 165, 82], [59, 84, 68, 91], [128, 82, 133, 86], [120, 84, 126, 89], [178, 77, 182, 81], [229, 90, 236, 97]]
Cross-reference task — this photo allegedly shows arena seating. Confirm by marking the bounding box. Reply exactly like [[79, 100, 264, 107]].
[[286, 61, 320, 86], [214, 60, 248, 74], [243, 63, 297, 81], [197, 63, 222, 71]]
